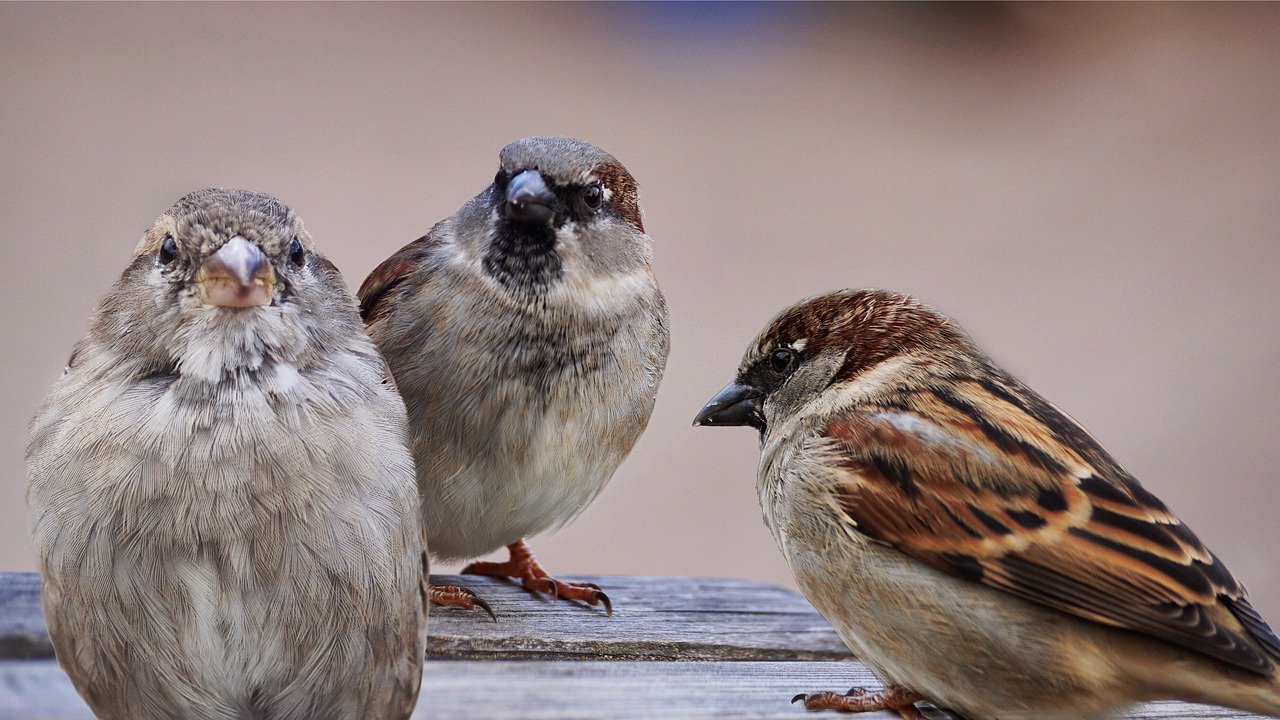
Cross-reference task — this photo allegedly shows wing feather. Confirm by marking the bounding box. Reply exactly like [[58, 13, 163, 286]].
[[357, 232, 441, 332], [821, 376, 1280, 675]]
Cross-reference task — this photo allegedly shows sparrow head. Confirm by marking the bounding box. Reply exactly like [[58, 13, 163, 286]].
[[131, 188, 315, 310], [456, 136, 650, 295], [88, 189, 363, 381], [694, 289, 977, 434]]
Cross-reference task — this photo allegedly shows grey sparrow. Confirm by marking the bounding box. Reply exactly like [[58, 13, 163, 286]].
[[27, 189, 427, 720], [359, 137, 669, 614]]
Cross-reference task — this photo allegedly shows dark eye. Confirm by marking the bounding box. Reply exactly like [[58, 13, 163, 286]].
[[289, 236, 305, 266], [769, 347, 796, 373], [158, 234, 178, 265], [582, 183, 604, 210]]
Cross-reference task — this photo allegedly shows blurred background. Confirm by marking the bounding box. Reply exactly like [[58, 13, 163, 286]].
[[2, 3, 1277, 621]]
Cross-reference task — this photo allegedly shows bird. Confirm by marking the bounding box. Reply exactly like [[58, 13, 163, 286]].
[[359, 136, 669, 615], [27, 189, 427, 720], [694, 288, 1280, 720]]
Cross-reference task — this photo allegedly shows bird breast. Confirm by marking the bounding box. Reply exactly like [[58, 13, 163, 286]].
[[398, 261, 667, 558]]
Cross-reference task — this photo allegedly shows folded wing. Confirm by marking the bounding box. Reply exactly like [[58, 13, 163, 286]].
[[820, 375, 1280, 675]]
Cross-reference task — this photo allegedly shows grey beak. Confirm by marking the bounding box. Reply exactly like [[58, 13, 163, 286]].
[[693, 381, 765, 430], [503, 170, 556, 225], [198, 236, 275, 308], [205, 236, 269, 288]]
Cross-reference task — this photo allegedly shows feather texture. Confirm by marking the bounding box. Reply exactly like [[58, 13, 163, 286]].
[[28, 190, 426, 720], [701, 288, 1280, 719], [820, 361, 1279, 676]]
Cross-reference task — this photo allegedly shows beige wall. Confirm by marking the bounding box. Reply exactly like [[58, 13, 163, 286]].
[[2, 3, 1277, 621]]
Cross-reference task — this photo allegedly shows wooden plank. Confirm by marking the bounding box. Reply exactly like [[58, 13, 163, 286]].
[[0, 572, 854, 662], [427, 574, 853, 660], [0, 573, 50, 660], [1, 572, 1269, 718], [0, 660, 1263, 720]]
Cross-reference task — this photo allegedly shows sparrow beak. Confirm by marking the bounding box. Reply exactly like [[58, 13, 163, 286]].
[[503, 170, 556, 225], [198, 236, 275, 308], [693, 381, 765, 429]]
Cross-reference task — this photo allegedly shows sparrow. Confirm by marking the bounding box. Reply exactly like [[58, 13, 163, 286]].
[[695, 289, 1280, 720], [27, 189, 427, 720], [359, 137, 669, 615]]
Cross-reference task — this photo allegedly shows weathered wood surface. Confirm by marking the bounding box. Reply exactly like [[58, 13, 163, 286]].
[[0, 660, 1262, 719], [0, 572, 1266, 719], [0, 572, 47, 659], [1, 573, 852, 662], [427, 574, 854, 660]]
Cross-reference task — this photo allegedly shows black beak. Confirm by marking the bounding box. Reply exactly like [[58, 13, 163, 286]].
[[693, 381, 765, 429], [503, 170, 556, 225]]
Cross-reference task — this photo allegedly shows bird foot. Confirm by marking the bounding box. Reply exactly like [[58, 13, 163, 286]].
[[791, 685, 926, 717], [428, 584, 496, 620], [461, 540, 612, 615], [521, 575, 612, 615]]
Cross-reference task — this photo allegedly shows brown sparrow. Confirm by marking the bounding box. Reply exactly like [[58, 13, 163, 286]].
[[359, 137, 669, 615], [695, 289, 1280, 719], [27, 189, 427, 720]]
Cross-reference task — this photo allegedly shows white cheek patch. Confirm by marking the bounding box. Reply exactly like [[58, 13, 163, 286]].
[[840, 355, 915, 400], [772, 355, 916, 437], [791, 338, 809, 352], [552, 267, 654, 315], [555, 223, 580, 243], [446, 227, 486, 275]]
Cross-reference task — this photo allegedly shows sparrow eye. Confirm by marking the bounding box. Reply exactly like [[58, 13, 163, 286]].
[[289, 236, 305, 266], [582, 183, 604, 210], [158, 234, 178, 265], [769, 347, 796, 374]]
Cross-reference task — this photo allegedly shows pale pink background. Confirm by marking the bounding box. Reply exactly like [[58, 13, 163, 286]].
[[2, 4, 1277, 621]]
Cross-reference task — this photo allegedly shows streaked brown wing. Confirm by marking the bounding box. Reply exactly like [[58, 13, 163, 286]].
[[820, 376, 1280, 675], [357, 232, 439, 331]]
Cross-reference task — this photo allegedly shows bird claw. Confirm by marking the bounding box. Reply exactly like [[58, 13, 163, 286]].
[[793, 691, 843, 710], [463, 541, 613, 615], [788, 686, 924, 715], [596, 590, 613, 616], [429, 584, 497, 621], [524, 576, 613, 616], [460, 588, 497, 621]]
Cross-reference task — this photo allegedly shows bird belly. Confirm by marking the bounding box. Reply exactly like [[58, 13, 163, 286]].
[[786, 536, 1132, 720], [421, 407, 624, 560], [49, 527, 413, 720], [30, 388, 422, 720], [392, 261, 666, 562]]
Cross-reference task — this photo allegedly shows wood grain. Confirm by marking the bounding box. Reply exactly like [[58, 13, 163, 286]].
[[0, 573, 854, 662], [426, 574, 854, 660], [0, 572, 1266, 718], [0, 660, 1262, 719], [0, 573, 49, 660]]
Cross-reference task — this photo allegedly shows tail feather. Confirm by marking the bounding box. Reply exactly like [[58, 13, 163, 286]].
[[1228, 596, 1280, 666]]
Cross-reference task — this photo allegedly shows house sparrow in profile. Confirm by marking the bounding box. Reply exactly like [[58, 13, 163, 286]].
[[27, 189, 427, 720], [359, 137, 668, 615], [695, 289, 1280, 720]]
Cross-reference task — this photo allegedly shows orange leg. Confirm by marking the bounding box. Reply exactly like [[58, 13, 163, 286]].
[[462, 539, 612, 615], [792, 686, 926, 718], [428, 584, 496, 620]]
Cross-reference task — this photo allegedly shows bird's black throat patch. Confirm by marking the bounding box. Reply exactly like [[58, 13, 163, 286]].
[[483, 222, 564, 293]]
